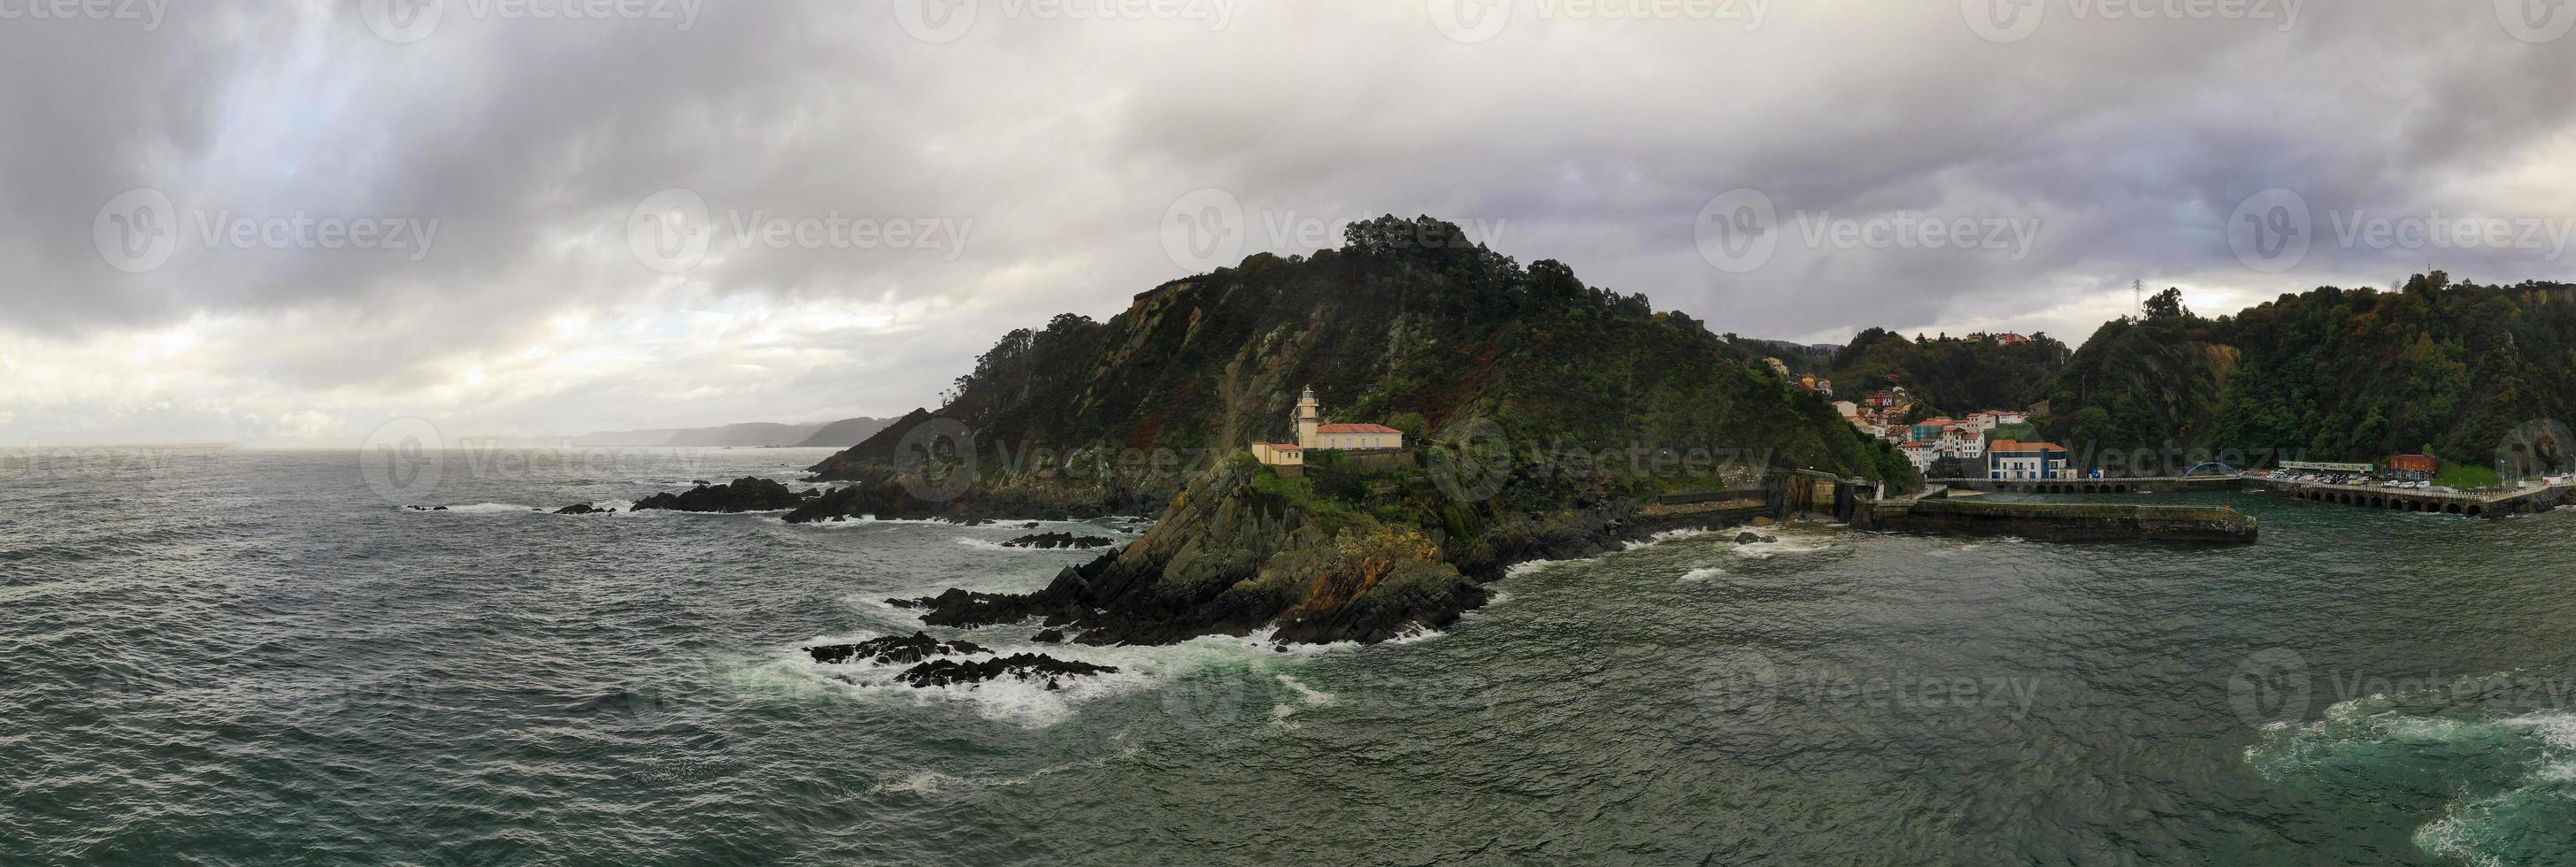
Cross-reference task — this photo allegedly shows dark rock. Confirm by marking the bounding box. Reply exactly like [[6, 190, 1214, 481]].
[[1022, 522, 1042, 529], [896, 653, 1119, 688], [1734, 531, 1777, 544], [1031, 629, 1065, 644], [632, 476, 805, 513], [803, 631, 988, 665], [432, 505, 449, 511], [888, 587, 1061, 628], [1002, 532, 1114, 549], [555, 503, 611, 515]]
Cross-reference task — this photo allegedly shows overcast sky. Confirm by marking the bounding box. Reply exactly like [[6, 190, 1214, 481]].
[[4, 0, 2575, 444]]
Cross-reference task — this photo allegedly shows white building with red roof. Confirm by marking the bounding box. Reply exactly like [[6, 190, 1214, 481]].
[[1257, 387, 1405, 470]]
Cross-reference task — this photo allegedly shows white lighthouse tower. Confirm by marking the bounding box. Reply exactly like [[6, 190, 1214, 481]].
[[1293, 386, 1322, 449]]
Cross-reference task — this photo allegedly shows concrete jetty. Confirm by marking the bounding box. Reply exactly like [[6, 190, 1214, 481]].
[[1931, 476, 2576, 519], [1772, 471, 2258, 543]]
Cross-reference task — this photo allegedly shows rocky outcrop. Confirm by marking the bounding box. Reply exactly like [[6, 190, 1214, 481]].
[[1002, 532, 1114, 549], [895, 653, 1119, 690], [631, 477, 810, 513], [554, 503, 613, 515], [885, 456, 1672, 647], [803, 631, 1116, 691], [803, 632, 988, 664]]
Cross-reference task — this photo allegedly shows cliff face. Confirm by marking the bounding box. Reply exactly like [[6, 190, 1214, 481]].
[[825, 217, 1919, 644]]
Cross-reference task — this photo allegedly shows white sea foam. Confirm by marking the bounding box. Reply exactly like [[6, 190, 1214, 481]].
[[1271, 674, 1338, 724], [2502, 711, 2576, 750], [1731, 539, 1831, 559], [2248, 687, 2576, 866], [954, 537, 1011, 551], [776, 625, 1341, 729], [1679, 566, 1728, 582], [1624, 526, 1717, 550], [416, 503, 542, 514], [871, 770, 973, 797], [1505, 558, 1579, 578]]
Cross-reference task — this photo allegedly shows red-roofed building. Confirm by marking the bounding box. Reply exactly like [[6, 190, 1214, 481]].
[[1988, 440, 2070, 480], [1258, 387, 1407, 469]]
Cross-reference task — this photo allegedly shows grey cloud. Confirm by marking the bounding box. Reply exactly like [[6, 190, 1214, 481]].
[[4, 0, 2574, 441]]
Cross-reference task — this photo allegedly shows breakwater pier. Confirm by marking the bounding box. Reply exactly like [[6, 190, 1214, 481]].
[[1934, 476, 2576, 519], [1767, 472, 2259, 543]]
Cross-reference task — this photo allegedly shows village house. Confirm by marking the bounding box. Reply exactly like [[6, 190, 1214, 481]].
[[1899, 441, 1936, 473], [1988, 440, 2071, 480]]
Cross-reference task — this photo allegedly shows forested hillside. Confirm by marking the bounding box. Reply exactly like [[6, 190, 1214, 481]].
[[810, 215, 1912, 491], [2042, 276, 2576, 473], [1824, 328, 2072, 415]]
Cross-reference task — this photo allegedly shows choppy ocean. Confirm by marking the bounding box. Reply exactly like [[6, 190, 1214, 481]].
[[7, 447, 2576, 865]]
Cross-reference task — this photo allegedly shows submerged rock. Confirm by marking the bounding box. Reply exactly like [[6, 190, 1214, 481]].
[[803, 631, 989, 665], [555, 503, 612, 515], [1030, 628, 1066, 644], [895, 653, 1119, 688], [1734, 530, 1777, 544]]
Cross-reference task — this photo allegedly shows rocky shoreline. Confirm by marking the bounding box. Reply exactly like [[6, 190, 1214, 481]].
[[878, 457, 1677, 648]]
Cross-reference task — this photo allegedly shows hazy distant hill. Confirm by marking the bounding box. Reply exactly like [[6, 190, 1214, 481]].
[[492, 417, 890, 448], [661, 422, 822, 448], [790, 417, 897, 449]]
